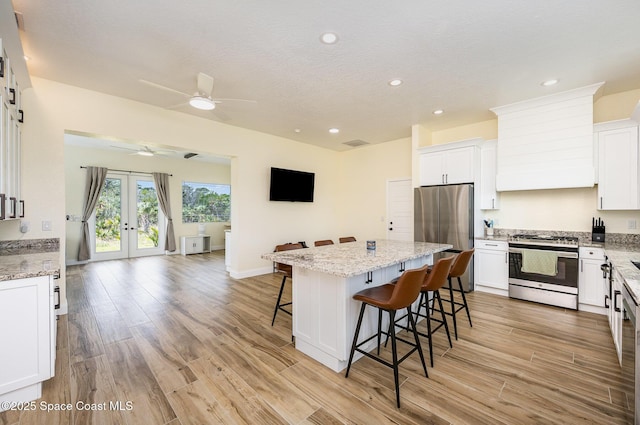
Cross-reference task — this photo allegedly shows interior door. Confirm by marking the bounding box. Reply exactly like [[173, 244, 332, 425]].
[[387, 179, 413, 241], [91, 173, 165, 261]]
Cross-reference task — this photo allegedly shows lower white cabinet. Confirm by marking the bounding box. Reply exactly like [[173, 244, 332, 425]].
[[180, 235, 211, 255], [578, 247, 606, 314], [0, 275, 56, 410], [474, 239, 509, 295], [607, 268, 624, 365]]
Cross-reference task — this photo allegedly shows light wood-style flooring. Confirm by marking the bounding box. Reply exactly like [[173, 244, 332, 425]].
[[0, 251, 633, 424]]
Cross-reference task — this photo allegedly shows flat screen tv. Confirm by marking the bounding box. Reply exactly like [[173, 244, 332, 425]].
[[269, 167, 315, 202]]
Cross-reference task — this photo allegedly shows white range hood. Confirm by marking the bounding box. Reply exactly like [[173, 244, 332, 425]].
[[490, 82, 604, 191]]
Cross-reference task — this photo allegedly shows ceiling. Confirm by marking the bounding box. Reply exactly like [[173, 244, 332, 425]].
[[11, 0, 640, 151]]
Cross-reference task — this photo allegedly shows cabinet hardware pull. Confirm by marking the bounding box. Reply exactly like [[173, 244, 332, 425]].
[[486, 243, 498, 246], [399, 262, 406, 273], [605, 294, 609, 309], [492, 198, 495, 209], [0, 57, 4, 78], [600, 197, 603, 209], [9, 197, 16, 218], [580, 259, 583, 273], [18, 109, 23, 123], [365, 271, 373, 284], [9, 88, 15, 105], [614, 290, 621, 312], [54, 286, 61, 309], [19, 200, 24, 218], [0, 194, 5, 220], [505, 252, 508, 263]]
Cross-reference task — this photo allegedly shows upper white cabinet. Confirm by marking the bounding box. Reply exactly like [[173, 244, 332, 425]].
[[419, 145, 476, 186], [479, 140, 499, 210], [0, 36, 25, 220], [595, 121, 639, 210]]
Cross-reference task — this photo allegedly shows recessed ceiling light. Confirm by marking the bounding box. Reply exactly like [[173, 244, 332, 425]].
[[388, 79, 403, 87], [433, 109, 444, 115], [23, 55, 30, 61], [329, 128, 340, 134], [320, 32, 339, 44], [542, 79, 559, 87], [294, 128, 301, 133]]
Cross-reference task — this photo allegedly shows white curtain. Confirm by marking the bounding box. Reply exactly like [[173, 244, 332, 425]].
[[153, 172, 176, 252], [78, 166, 108, 261]]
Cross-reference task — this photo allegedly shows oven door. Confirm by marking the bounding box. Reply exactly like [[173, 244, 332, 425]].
[[508, 247, 579, 293]]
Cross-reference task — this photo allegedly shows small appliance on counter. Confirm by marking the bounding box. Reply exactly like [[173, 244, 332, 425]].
[[591, 217, 605, 243]]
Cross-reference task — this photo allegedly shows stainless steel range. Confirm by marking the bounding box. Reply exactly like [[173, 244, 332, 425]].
[[508, 234, 579, 309]]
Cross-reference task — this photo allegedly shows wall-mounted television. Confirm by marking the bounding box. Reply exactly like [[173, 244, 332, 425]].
[[269, 167, 315, 202]]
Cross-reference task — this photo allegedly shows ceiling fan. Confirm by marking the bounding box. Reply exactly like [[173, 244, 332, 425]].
[[139, 72, 256, 111], [110, 145, 172, 157]]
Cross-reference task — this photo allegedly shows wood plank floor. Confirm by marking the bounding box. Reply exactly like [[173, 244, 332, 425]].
[[1, 251, 633, 424]]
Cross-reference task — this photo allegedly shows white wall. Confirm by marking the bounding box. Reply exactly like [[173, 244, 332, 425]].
[[338, 137, 412, 240], [64, 143, 232, 263]]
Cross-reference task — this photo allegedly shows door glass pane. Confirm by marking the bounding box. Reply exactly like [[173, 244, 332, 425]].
[[136, 180, 159, 250], [95, 178, 122, 252]]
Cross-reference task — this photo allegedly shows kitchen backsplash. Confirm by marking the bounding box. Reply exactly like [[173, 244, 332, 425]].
[[492, 228, 640, 246]]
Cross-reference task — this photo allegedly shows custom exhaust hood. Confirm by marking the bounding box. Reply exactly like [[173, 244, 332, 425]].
[[490, 82, 604, 191]]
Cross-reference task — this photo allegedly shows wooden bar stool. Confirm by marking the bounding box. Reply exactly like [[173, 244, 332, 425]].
[[345, 265, 429, 408], [444, 248, 475, 339], [314, 239, 334, 246], [271, 243, 303, 326]]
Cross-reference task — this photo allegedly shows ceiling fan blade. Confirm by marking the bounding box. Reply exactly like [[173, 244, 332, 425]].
[[139, 79, 191, 97], [214, 98, 257, 104], [197, 72, 214, 97]]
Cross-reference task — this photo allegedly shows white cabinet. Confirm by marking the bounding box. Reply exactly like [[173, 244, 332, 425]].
[[0, 276, 56, 410], [474, 239, 508, 295], [578, 247, 606, 314], [180, 235, 211, 255], [0, 38, 24, 220], [596, 124, 639, 210], [607, 268, 624, 365], [479, 140, 499, 210], [419, 146, 475, 186]]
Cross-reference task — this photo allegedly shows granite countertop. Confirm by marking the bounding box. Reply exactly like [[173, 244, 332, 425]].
[[0, 239, 61, 281], [262, 239, 452, 278], [604, 247, 640, 304]]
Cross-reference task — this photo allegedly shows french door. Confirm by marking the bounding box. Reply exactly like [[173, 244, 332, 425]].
[[90, 173, 165, 260]]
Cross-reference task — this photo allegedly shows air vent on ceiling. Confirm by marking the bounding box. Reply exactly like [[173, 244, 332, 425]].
[[184, 152, 198, 159], [343, 139, 369, 147], [14, 12, 24, 31]]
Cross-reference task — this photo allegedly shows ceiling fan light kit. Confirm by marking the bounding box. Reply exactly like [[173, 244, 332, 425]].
[[189, 95, 216, 110]]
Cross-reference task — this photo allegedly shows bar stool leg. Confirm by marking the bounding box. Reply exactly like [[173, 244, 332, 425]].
[[425, 292, 434, 367], [448, 277, 459, 340], [435, 290, 452, 348], [271, 275, 288, 326], [345, 303, 367, 378], [406, 306, 428, 378], [457, 276, 473, 327], [377, 309, 383, 355], [388, 309, 401, 408]]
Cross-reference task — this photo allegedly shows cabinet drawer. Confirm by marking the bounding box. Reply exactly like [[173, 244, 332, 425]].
[[579, 247, 605, 260], [475, 239, 507, 251]]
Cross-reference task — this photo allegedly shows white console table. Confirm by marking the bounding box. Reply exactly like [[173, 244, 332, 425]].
[[180, 235, 212, 255]]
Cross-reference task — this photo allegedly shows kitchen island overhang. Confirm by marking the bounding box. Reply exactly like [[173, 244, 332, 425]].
[[262, 240, 453, 372]]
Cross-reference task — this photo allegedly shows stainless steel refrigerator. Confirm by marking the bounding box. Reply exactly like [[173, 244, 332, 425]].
[[414, 183, 474, 291]]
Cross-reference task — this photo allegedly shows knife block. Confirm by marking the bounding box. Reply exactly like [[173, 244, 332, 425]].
[[592, 226, 605, 243]]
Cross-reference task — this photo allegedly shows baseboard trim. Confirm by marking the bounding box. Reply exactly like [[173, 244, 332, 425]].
[[229, 266, 273, 279]]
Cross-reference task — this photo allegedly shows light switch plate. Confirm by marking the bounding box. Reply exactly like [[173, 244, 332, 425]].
[[628, 219, 637, 230]]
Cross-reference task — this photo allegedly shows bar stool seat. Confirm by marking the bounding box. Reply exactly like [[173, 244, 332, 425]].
[[345, 265, 428, 408]]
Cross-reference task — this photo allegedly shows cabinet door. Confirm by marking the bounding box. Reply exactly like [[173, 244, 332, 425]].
[[578, 258, 606, 307], [444, 147, 475, 184], [474, 248, 508, 290], [0, 276, 53, 395], [419, 152, 446, 185], [611, 272, 623, 365], [597, 126, 639, 210], [480, 141, 499, 209]]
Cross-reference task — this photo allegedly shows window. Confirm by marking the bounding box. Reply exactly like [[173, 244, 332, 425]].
[[182, 181, 231, 223]]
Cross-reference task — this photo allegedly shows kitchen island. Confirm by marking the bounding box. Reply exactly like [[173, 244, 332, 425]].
[[262, 239, 452, 372]]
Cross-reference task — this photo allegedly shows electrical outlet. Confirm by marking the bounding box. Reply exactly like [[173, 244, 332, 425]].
[[629, 219, 637, 230], [42, 220, 52, 231]]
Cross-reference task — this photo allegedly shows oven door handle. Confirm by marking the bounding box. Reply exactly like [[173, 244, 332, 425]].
[[508, 248, 578, 259]]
